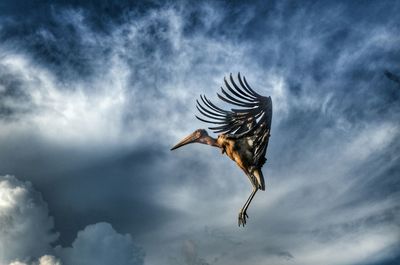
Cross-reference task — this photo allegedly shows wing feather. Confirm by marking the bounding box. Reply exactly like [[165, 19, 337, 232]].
[[229, 75, 256, 100], [196, 73, 272, 167]]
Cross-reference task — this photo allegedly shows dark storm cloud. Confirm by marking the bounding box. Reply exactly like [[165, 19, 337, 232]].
[[0, 1, 399, 265]]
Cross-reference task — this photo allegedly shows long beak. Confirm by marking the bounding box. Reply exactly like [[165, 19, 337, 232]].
[[170, 132, 199, 151]]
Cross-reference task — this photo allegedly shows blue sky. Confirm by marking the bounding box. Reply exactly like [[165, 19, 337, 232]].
[[0, 1, 399, 265]]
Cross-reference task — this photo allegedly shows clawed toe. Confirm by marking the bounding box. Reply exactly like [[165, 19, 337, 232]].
[[238, 211, 248, 227]]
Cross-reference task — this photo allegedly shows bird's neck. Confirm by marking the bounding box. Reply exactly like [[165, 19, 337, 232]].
[[199, 135, 220, 148]]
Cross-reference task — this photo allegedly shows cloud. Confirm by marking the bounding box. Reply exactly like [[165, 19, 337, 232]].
[[0, 1, 399, 265], [0, 175, 144, 265], [0, 47, 128, 147], [0, 175, 58, 264], [0, 4, 264, 148], [56, 222, 144, 265], [9, 255, 62, 265], [167, 240, 211, 265]]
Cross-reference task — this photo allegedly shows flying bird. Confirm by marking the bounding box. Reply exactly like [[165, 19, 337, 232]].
[[171, 73, 272, 226]]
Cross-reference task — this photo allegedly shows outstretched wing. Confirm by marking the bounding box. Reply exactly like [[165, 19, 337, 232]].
[[196, 73, 272, 167]]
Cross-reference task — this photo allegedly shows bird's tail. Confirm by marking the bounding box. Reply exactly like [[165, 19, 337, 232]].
[[253, 169, 265, 191]]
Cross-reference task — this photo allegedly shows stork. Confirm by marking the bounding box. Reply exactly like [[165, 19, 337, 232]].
[[171, 73, 272, 226]]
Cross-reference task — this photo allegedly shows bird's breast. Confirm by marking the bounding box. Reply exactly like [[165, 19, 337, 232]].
[[218, 136, 254, 170]]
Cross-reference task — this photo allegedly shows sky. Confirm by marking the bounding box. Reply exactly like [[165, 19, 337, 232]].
[[0, 0, 399, 265]]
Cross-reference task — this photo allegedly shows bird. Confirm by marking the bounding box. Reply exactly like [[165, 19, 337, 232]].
[[171, 73, 272, 226]]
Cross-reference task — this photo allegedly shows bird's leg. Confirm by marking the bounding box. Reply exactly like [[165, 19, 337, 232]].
[[238, 171, 258, 226], [238, 186, 258, 227], [243, 187, 258, 215]]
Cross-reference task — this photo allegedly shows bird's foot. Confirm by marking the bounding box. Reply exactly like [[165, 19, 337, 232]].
[[238, 211, 248, 227]]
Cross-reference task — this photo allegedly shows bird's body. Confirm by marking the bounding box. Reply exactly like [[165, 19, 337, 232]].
[[219, 135, 250, 169], [217, 135, 265, 190], [171, 73, 272, 226]]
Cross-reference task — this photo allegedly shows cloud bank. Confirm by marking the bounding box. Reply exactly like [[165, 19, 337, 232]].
[[0, 175, 144, 265]]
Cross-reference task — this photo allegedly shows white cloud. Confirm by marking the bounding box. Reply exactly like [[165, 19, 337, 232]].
[[56, 223, 144, 265], [0, 49, 128, 147], [36, 256, 62, 265], [0, 6, 272, 149], [9, 255, 62, 265], [0, 175, 58, 265], [0, 175, 144, 265]]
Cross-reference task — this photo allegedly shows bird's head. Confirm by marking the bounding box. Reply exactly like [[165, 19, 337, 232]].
[[170, 129, 209, 151]]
